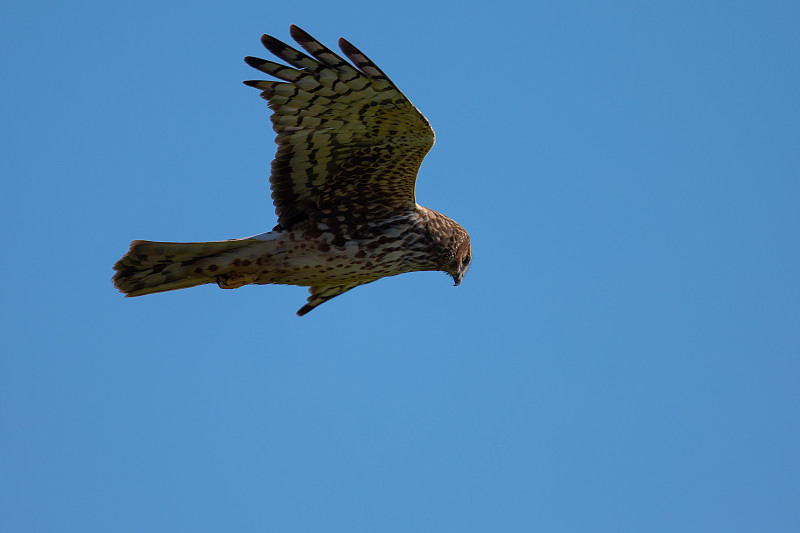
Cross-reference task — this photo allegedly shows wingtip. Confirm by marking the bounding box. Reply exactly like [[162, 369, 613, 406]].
[[337, 37, 362, 59], [289, 24, 314, 42], [337, 37, 352, 50], [260, 33, 286, 54]]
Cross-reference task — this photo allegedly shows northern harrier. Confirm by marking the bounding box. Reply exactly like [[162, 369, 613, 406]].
[[113, 26, 471, 316]]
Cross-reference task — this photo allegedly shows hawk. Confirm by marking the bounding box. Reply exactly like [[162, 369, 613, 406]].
[[113, 25, 471, 316]]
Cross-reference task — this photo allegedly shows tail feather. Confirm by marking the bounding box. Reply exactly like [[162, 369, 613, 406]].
[[112, 239, 258, 297]]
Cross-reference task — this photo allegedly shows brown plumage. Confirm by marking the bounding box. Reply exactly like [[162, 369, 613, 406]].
[[112, 25, 471, 316]]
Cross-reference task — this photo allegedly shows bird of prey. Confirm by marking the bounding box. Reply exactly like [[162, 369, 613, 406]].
[[113, 25, 471, 316]]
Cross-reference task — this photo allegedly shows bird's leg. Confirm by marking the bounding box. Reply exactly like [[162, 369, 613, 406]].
[[216, 272, 259, 289]]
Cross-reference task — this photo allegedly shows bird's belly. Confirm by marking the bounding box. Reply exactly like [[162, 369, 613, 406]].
[[250, 241, 398, 287], [236, 226, 426, 287]]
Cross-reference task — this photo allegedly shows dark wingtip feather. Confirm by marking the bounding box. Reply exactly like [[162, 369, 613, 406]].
[[244, 56, 263, 68], [337, 37, 352, 51], [337, 37, 392, 83], [289, 24, 310, 42], [260, 33, 291, 56]]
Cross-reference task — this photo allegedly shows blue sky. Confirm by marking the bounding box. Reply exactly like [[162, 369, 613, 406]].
[[2, 1, 799, 531]]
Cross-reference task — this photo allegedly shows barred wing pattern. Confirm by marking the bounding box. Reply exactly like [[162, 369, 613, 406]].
[[244, 25, 435, 228]]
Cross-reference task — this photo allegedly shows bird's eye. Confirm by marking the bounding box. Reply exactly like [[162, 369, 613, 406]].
[[463, 254, 471, 265]]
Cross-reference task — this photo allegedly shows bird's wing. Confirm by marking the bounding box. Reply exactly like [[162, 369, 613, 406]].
[[297, 281, 371, 316], [244, 25, 435, 229]]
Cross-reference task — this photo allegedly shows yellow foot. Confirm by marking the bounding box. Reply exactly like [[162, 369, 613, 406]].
[[216, 272, 258, 289]]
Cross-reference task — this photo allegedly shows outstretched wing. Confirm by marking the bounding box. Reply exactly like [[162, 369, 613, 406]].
[[244, 25, 435, 229]]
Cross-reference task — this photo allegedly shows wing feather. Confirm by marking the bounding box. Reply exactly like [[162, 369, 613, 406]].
[[298, 282, 368, 316], [338, 37, 394, 83], [245, 25, 435, 228]]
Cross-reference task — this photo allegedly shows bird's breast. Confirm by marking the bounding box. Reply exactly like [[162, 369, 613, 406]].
[[246, 218, 437, 287]]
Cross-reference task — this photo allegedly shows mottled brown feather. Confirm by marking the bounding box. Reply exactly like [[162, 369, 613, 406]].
[[245, 24, 435, 229]]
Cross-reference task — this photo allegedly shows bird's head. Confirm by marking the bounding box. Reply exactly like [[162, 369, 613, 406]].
[[449, 233, 471, 287], [422, 207, 471, 287]]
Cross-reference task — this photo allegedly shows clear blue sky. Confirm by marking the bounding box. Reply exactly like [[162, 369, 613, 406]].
[[2, 1, 799, 531]]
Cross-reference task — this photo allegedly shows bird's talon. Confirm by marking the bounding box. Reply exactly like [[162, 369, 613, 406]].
[[216, 272, 258, 289]]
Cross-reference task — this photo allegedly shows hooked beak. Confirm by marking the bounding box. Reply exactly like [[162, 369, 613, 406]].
[[452, 271, 463, 287]]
